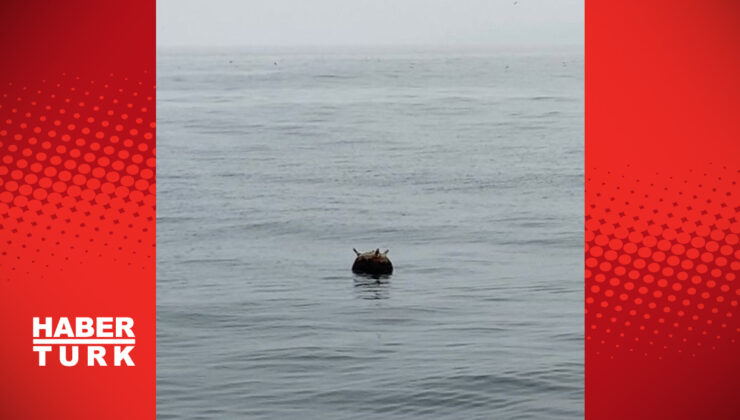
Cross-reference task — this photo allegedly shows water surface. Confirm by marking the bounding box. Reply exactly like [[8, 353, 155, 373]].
[[157, 47, 584, 419]]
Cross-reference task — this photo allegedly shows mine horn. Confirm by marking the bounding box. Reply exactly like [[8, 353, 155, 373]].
[[353, 248, 360, 256]]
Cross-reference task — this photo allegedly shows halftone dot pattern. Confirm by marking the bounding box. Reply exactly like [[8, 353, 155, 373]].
[[586, 165, 740, 358], [0, 73, 155, 280]]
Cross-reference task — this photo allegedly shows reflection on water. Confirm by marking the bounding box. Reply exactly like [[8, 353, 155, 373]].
[[353, 275, 392, 300]]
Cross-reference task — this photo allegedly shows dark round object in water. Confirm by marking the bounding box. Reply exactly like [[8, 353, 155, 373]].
[[352, 248, 393, 275]]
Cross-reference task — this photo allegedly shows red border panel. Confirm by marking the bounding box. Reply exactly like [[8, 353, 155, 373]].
[[587, 1, 740, 419], [0, 1, 155, 418]]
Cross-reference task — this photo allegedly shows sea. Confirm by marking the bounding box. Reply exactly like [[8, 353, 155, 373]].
[[157, 46, 584, 419]]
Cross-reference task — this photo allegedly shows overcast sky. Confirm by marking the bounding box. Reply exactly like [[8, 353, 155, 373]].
[[157, 0, 583, 48]]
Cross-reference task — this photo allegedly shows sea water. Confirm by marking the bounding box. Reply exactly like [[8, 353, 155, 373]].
[[157, 46, 584, 419]]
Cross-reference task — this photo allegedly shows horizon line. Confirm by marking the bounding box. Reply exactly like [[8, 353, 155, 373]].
[[156, 43, 585, 50]]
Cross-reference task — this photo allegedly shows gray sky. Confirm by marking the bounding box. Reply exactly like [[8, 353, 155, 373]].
[[157, 0, 583, 48]]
